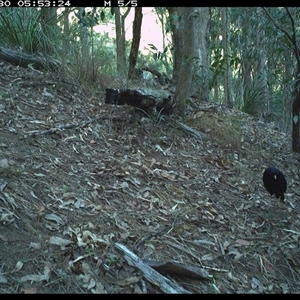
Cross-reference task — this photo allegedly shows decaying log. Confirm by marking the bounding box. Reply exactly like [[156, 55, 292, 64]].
[[0, 46, 58, 70], [115, 242, 191, 294], [105, 88, 175, 114]]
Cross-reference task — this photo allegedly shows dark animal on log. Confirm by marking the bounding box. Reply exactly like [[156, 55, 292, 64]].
[[263, 166, 287, 200]]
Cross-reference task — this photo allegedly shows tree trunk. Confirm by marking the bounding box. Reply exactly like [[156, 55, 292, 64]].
[[254, 7, 269, 114], [166, 7, 184, 85], [128, 7, 143, 80], [292, 93, 300, 152], [114, 7, 130, 76], [193, 7, 210, 102], [173, 7, 195, 117], [292, 60, 300, 152], [78, 8, 89, 61], [222, 7, 231, 107], [172, 7, 210, 117], [241, 8, 254, 114], [155, 7, 172, 76]]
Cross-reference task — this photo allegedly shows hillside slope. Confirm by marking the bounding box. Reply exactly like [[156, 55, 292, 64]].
[[0, 61, 299, 294]]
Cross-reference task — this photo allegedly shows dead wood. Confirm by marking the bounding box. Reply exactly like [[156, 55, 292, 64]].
[[0, 46, 58, 70], [26, 119, 95, 137], [105, 88, 175, 114], [162, 115, 207, 139], [115, 242, 191, 294]]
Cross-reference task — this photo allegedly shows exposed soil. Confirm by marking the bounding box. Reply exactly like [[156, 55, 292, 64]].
[[0, 61, 300, 294]]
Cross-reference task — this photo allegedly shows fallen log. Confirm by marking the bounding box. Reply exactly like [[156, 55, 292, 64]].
[[0, 46, 58, 70], [105, 88, 175, 114]]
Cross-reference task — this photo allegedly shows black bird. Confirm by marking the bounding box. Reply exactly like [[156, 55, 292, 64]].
[[263, 166, 287, 200]]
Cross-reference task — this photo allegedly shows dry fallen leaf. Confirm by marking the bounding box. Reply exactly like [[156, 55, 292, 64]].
[[12, 261, 24, 273], [49, 236, 72, 247], [116, 276, 143, 287], [20, 287, 38, 294], [20, 264, 51, 283], [235, 239, 250, 246]]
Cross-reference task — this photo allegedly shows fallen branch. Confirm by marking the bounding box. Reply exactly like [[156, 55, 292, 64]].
[[26, 119, 95, 136], [115, 242, 191, 294], [162, 115, 207, 140]]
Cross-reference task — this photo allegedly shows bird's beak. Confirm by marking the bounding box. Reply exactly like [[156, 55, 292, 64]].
[[274, 175, 277, 180]]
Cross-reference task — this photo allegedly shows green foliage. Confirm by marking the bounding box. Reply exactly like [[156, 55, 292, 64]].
[[241, 84, 265, 116], [136, 49, 171, 79], [209, 46, 241, 90], [68, 32, 117, 83], [74, 8, 104, 28], [148, 43, 168, 61], [63, 9, 117, 82], [0, 7, 64, 55], [0, 8, 43, 52], [0, 6, 299, 133]]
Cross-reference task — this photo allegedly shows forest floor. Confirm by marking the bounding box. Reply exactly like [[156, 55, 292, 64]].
[[0, 61, 300, 294]]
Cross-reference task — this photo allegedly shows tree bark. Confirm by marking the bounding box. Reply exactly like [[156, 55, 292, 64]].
[[193, 7, 210, 102], [114, 7, 130, 76], [254, 7, 269, 114], [155, 8, 172, 76], [222, 7, 231, 107], [166, 7, 184, 85], [241, 8, 254, 114], [172, 8, 210, 117], [128, 7, 143, 80], [173, 7, 195, 117], [78, 8, 89, 61]]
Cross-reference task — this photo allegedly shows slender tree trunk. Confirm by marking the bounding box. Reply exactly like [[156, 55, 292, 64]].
[[128, 7, 143, 80], [166, 7, 184, 85], [241, 8, 254, 114], [155, 7, 172, 76], [222, 7, 231, 107], [292, 57, 300, 152], [292, 93, 300, 152], [255, 7, 269, 113], [173, 7, 195, 116], [114, 7, 130, 76], [193, 7, 210, 102], [78, 7, 89, 60], [214, 85, 219, 102]]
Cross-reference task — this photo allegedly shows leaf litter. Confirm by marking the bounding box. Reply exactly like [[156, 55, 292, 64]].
[[0, 61, 299, 293]]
